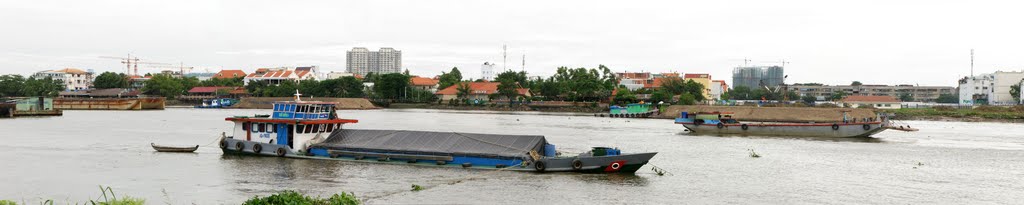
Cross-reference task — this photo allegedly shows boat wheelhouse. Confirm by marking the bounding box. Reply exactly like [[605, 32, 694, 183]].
[[224, 101, 358, 155]]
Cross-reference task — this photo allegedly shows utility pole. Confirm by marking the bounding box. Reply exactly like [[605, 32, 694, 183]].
[[521, 52, 525, 72], [970, 49, 974, 77]]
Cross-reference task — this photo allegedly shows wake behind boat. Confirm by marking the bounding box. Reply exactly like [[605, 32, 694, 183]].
[[674, 111, 890, 138], [218, 93, 656, 173]]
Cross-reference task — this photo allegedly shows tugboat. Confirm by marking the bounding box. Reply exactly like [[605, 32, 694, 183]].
[[219, 92, 657, 173], [674, 111, 890, 138]]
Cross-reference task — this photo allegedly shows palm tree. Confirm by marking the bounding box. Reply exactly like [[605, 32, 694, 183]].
[[456, 82, 471, 101]]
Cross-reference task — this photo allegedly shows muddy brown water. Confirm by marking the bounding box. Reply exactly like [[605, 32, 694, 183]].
[[1, 109, 1022, 204]]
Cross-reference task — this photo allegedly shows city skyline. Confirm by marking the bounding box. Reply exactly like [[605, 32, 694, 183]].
[[2, 0, 1023, 86]]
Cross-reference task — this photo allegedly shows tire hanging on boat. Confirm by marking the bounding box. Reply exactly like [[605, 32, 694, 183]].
[[275, 148, 287, 157], [235, 142, 244, 151], [831, 124, 840, 130], [741, 124, 749, 130], [716, 123, 724, 129], [253, 144, 263, 153], [219, 140, 227, 149], [571, 159, 584, 170], [535, 161, 546, 172], [862, 124, 871, 130]]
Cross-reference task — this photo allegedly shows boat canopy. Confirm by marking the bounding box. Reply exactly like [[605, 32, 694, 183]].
[[311, 129, 548, 159]]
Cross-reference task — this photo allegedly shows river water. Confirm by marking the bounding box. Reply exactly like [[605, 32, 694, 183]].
[[2, 108, 1023, 204]]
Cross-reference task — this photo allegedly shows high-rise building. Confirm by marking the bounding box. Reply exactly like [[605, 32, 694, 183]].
[[481, 62, 495, 81], [346, 47, 402, 76], [732, 66, 785, 89]]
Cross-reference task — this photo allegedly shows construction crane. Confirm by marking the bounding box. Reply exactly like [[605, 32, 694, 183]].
[[99, 54, 171, 76]]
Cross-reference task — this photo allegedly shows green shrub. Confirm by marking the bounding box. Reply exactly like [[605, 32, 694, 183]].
[[243, 190, 359, 205], [0, 200, 17, 205]]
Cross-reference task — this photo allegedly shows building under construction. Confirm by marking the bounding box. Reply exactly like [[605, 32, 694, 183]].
[[732, 66, 785, 89]]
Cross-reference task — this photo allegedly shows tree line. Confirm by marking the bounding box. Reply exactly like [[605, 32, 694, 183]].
[[0, 74, 66, 97]]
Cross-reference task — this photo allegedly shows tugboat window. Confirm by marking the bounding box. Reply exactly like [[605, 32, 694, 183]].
[[269, 124, 276, 133], [326, 123, 334, 132], [258, 123, 265, 132], [296, 125, 305, 134], [319, 124, 326, 132], [242, 122, 249, 131], [305, 124, 314, 133]]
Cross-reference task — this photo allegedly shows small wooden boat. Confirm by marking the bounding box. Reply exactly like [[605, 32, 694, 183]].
[[151, 143, 199, 152]]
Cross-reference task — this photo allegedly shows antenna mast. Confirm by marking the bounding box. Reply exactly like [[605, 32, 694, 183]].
[[521, 51, 525, 72], [970, 49, 974, 77], [502, 44, 508, 71]]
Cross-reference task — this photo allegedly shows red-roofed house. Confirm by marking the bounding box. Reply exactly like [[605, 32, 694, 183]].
[[213, 70, 246, 79], [410, 76, 440, 92], [244, 67, 317, 85], [434, 82, 530, 101], [840, 95, 901, 109]]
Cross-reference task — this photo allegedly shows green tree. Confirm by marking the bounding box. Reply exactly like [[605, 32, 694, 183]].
[[22, 76, 65, 97], [898, 92, 914, 102], [551, 66, 616, 101], [93, 72, 128, 89], [613, 87, 638, 104], [830, 91, 848, 101], [851, 81, 863, 86], [456, 82, 471, 100], [320, 76, 364, 98], [678, 92, 696, 105], [682, 79, 706, 102], [437, 67, 463, 90], [494, 70, 524, 106], [1011, 84, 1021, 104], [650, 89, 670, 103], [373, 73, 410, 100], [245, 80, 270, 97], [935, 93, 959, 103], [0, 74, 26, 97], [142, 74, 185, 99], [801, 95, 817, 105], [200, 76, 245, 87]]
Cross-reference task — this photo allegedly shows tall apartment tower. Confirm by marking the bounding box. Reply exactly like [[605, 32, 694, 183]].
[[481, 62, 495, 81], [346, 47, 402, 76], [731, 65, 785, 89]]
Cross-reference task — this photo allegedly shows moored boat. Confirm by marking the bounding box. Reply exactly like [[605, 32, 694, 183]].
[[218, 94, 657, 173], [151, 143, 199, 152], [674, 111, 890, 138], [194, 98, 238, 108]]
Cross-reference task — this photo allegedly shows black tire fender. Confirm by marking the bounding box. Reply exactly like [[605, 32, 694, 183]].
[[275, 148, 286, 157], [863, 124, 871, 130], [535, 161, 546, 172], [571, 159, 583, 170], [252, 144, 263, 153], [716, 123, 724, 129], [831, 124, 840, 130], [220, 140, 227, 149], [235, 142, 244, 151], [741, 124, 749, 130]]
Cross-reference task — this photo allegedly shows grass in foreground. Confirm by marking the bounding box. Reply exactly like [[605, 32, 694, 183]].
[[243, 190, 360, 205]]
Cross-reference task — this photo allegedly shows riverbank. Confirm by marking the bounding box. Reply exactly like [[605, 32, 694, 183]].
[[890, 106, 1024, 123], [388, 103, 606, 113]]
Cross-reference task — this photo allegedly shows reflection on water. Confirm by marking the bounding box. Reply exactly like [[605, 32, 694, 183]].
[[1, 109, 1023, 204]]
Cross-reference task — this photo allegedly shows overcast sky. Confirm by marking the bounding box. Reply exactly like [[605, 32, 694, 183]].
[[1, 0, 1022, 86]]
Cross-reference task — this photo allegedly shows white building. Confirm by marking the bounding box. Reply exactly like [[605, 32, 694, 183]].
[[709, 80, 725, 101], [1020, 80, 1024, 104], [481, 62, 495, 81], [244, 67, 318, 85], [32, 68, 94, 91], [959, 71, 1024, 105], [325, 71, 355, 79], [346, 47, 402, 76]]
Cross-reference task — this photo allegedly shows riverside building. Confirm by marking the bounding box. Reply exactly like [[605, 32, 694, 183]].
[[958, 71, 1024, 105], [346, 47, 402, 76], [31, 68, 94, 91], [788, 84, 955, 102]]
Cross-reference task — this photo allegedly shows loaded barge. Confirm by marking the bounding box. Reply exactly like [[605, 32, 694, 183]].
[[674, 111, 890, 138], [219, 97, 657, 173]]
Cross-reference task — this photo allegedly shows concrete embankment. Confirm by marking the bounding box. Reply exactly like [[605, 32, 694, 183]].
[[657, 105, 877, 123], [231, 97, 377, 109]]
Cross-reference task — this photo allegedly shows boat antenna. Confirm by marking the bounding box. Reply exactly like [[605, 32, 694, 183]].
[[294, 89, 303, 102]]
